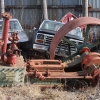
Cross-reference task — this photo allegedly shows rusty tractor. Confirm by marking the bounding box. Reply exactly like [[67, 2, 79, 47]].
[[0, 12, 100, 90]]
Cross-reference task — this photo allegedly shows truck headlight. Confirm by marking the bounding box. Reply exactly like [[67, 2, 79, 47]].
[[36, 34, 44, 44], [36, 40, 44, 44], [37, 34, 44, 40]]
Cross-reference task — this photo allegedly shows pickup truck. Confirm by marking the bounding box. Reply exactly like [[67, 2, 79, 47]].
[[33, 20, 84, 58], [0, 19, 31, 60]]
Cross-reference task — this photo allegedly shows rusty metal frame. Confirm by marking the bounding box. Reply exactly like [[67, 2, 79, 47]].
[[50, 17, 100, 59]]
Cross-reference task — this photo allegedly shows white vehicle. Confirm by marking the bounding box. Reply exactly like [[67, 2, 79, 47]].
[[33, 20, 84, 58]]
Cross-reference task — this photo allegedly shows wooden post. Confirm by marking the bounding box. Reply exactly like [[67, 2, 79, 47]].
[[82, 0, 88, 37], [82, 0, 88, 17], [42, 0, 48, 20], [0, 0, 5, 14]]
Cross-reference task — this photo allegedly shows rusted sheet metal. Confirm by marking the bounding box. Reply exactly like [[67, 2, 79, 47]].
[[60, 12, 77, 23], [50, 17, 100, 59]]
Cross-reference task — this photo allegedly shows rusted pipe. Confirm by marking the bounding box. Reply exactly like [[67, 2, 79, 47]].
[[28, 65, 64, 69], [45, 76, 93, 79], [1, 12, 12, 53], [27, 59, 62, 65], [26, 71, 93, 79]]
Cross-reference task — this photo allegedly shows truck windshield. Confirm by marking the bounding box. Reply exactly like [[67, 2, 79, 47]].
[[68, 27, 83, 38], [39, 20, 64, 32], [39, 20, 83, 38], [0, 20, 23, 32]]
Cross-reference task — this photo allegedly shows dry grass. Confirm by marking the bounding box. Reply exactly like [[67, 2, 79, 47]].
[[0, 84, 99, 100]]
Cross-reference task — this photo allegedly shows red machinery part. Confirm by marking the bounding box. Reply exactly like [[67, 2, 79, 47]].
[[60, 12, 77, 23], [0, 13, 18, 65], [1, 12, 12, 53], [82, 52, 100, 67], [60, 12, 86, 29], [26, 59, 95, 80], [26, 59, 64, 72], [80, 47, 90, 54], [7, 32, 20, 55], [50, 17, 100, 59], [6, 54, 16, 65], [85, 57, 100, 67]]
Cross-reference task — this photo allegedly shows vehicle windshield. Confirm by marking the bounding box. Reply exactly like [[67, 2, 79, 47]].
[[68, 27, 83, 38], [0, 20, 23, 32], [39, 20, 64, 32], [40, 20, 83, 38]]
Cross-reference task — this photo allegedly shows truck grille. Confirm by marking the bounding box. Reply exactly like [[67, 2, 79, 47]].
[[45, 35, 76, 54], [45, 36, 68, 47], [45, 36, 53, 44]]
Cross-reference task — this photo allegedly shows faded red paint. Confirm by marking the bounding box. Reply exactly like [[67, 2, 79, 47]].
[[1, 12, 12, 53]]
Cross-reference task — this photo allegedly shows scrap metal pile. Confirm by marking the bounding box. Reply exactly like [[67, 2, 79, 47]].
[[0, 12, 100, 90]]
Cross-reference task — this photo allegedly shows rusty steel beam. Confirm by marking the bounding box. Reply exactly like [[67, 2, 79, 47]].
[[50, 17, 100, 59]]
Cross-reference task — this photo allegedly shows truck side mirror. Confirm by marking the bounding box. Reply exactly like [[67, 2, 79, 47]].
[[33, 27, 37, 31]]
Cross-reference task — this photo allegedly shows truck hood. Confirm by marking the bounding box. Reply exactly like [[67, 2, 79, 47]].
[[0, 31, 29, 44]]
